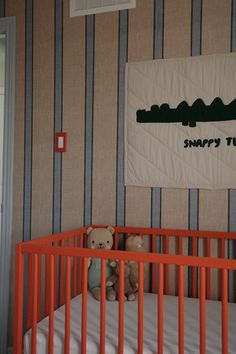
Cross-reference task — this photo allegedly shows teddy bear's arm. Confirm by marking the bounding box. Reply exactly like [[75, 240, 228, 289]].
[[129, 273, 138, 291], [106, 274, 118, 287]]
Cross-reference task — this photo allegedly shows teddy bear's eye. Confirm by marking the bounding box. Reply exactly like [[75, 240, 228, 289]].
[[107, 240, 109, 243], [92, 240, 95, 244]]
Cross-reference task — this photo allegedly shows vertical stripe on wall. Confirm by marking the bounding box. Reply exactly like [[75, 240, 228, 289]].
[[23, 0, 33, 333], [0, 0, 5, 17], [116, 10, 128, 228], [84, 15, 94, 226], [191, 0, 202, 56], [188, 0, 201, 296], [23, 0, 33, 242], [92, 13, 118, 225], [228, 0, 236, 302], [53, 0, 63, 233], [152, 0, 164, 277], [189, 0, 201, 226], [154, 0, 164, 59], [152, 0, 164, 234]]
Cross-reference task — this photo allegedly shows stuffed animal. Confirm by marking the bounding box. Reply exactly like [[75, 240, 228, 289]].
[[87, 226, 116, 301], [125, 235, 149, 291], [106, 261, 138, 301]]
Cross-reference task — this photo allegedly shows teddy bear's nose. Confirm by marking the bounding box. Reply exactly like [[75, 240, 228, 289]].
[[99, 243, 102, 246]]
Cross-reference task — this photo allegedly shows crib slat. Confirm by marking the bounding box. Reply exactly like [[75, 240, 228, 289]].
[[119, 260, 124, 354], [220, 239, 225, 259], [200, 267, 206, 354], [81, 257, 88, 354], [32, 254, 39, 354], [178, 265, 184, 354], [45, 254, 50, 316], [138, 262, 144, 354], [73, 237, 77, 297], [78, 235, 83, 294], [222, 269, 228, 354], [164, 235, 169, 295], [37, 255, 42, 320], [65, 257, 71, 354], [14, 245, 24, 354], [178, 236, 183, 255], [158, 263, 164, 354], [151, 234, 156, 293], [59, 239, 65, 306], [206, 238, 211, 300], [54, 254, 57, 309], [100, 259, 106, 354], [48, 255, 55, 354], [51, 242, 57, 308], [192, 237, 197, 298], [114, 232, 119, 250], [27, 254, 33, 330], [220, 240, 225, 302]]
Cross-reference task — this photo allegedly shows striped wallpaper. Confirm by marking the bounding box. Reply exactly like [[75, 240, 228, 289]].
[[1, 0, 236, 347]]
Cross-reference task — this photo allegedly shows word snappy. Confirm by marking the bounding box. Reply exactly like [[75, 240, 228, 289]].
[[184, 138, 221, 148], [184, 137, 236, 148]]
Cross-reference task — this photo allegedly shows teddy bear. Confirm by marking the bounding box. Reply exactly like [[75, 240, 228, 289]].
[[106, 261, 138, 301], [125, 235, 149, 291], [87, 226, 117, 301]]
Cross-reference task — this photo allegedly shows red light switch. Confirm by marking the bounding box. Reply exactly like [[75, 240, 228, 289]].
[[56, 132, 67, 152]]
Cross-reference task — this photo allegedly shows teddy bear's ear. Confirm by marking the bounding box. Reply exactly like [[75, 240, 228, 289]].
[[86, 226, 93, 235], [107, 226, 115, 235]]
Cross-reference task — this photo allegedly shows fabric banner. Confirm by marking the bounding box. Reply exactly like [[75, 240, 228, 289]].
[[125, 53, 236, 189]]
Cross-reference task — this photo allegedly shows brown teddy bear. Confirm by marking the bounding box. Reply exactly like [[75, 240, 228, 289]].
[[125, 235, 149, 291], [106, 261, 138, 301]]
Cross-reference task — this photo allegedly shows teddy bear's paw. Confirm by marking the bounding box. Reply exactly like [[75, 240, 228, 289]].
[[107, 293, 116, 301], [109, 261, 116, 268], [92, 288, 101, 301], [106, 281, 113, 287], [128, 293, 136, 301]]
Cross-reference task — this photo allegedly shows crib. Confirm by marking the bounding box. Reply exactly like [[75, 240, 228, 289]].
[[13, 226, 236, 354]]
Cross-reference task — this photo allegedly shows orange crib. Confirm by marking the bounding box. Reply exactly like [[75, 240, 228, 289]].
[[13, 226, 236, 354]]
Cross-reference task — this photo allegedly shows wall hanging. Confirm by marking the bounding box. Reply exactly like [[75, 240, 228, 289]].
[[125, 53, 236, 189]]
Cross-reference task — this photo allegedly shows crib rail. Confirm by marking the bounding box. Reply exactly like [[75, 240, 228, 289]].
[[23, 225, 236, 298], [14, 226, 236, 354]]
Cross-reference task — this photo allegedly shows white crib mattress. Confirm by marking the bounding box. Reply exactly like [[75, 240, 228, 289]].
[[24, 293, 236, 354]]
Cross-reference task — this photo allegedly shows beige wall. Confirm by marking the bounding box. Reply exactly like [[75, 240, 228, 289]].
[[5, 0, 233, 346]]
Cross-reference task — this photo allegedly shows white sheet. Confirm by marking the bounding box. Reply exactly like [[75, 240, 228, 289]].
[[24, 293, 236, 354]]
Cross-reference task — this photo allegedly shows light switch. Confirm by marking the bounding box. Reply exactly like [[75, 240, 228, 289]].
[[58, 136, 64, 149], [56, 132, 67, 152]]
